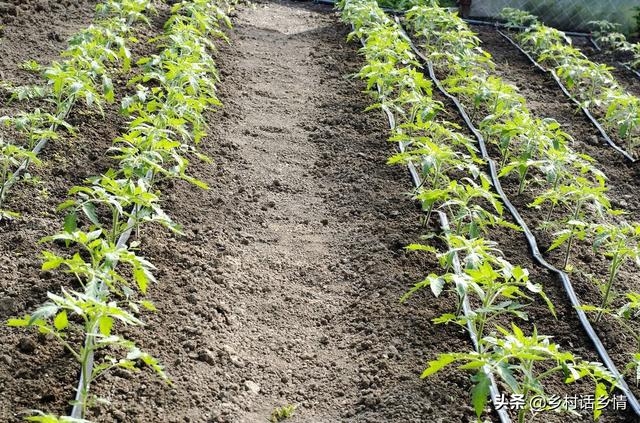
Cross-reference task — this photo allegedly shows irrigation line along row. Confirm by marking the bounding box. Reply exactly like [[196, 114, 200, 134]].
[[566, 31, 640, 81], [0, 100, 74, 203], [352, 23, 511, 423], [461, 18, 593, 38], [495, 28, 637, 163], [588, 37, 600, 51], [382, 83, 512, 423], [395, 19, 640, 417], [622, 63, 640, 80], [69, 169, 152, 418]]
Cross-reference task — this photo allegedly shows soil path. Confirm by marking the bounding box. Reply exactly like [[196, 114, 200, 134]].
[[88, 1, 476, 422]]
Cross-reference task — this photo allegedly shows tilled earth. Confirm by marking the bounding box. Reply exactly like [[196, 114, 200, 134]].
[[1, 1, 639, 422]]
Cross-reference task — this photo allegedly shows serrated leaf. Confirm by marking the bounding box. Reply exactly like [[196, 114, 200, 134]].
[[421, 354, 455, 378], [134, 267, 148, 294], [99, 316, 113, 336], [54, 311, 68, 331], [471, 370, 490, 418], [64, 212, 77, 234], [82, 203, 100, 226]]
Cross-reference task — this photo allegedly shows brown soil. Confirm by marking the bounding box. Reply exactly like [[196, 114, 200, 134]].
[[0, 0, 100, 85], [1, 1, 638, 422]]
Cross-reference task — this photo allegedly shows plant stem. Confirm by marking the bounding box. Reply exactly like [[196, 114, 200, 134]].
[[500, 149, 509, 168], [563, 201, 582, 270], [596, 254, 621, 323], [424, 204, 434, 228], [545, 177, 560, 222], [0, 158, 9, 209], [77, 337, 94, 418], [563, 233, 574, 270], [517, 168, 528, 195], [111, 209, 120, 245]]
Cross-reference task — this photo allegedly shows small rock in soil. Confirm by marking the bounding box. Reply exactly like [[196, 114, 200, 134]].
[[244, 380, 260, 394], [198, 349, 217, 365], [18, 337, 36, 354], [230, 355, 245, 368], [0, 354, 12, 365], [0, 296, 13, 314], [112, 410, 126, 422], [300, 352, 316, 360]]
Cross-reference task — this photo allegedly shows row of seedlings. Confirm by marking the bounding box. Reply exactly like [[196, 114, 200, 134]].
[[588, 20, 640, 77], [404, 1, 640, 402], [0, 0, 156, 219], [498, 8, 640, 157], [340, 0, 618, 422], [7, 0, 234, 421]]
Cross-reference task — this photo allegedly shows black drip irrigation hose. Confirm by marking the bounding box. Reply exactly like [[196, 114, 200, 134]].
[[352, 22, 512, 423], [383, 91, 513, 423], [495, 28, 637, 163], [463, 18, 593, 38], [0, 103, 74, 204], [395, 19, 640, 418], [622, 63, 640, 80]]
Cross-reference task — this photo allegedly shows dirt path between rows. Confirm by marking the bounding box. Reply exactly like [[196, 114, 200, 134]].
[[87, 1, 477, 422]]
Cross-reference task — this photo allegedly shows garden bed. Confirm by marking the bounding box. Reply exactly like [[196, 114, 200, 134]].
[[1, 1, 640, 422]]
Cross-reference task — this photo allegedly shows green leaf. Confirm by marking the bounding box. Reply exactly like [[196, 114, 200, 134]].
[[496, 361, 519, 392], [41, 251, 64, 271], [54, 311, 68, 331], [140, 300, 157, 311], [64, 212, 77, 234], [421, 354, 455, 378], [405, 243, 437, 253], [7, 316, 29, 327], [99, 316, 113, 336], [81, 203, 100, 226], [594, 382, 607, 420], [431, 277, 445, 297], [102, 76, 114, 103], [471, 370, 490, 418], [548, 230, 571, 252], [134, 267, 148, 294], [432, 313, 457, 324]]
